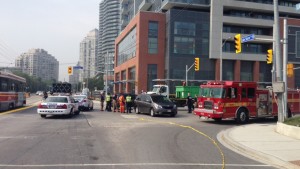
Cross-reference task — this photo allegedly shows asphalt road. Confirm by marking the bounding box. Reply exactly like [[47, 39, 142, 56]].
[[0, 96, 277, 169]]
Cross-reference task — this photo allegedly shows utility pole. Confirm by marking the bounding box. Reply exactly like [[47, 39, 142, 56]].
[[274, 0, 284, 122], [283, 18, 288, 118], [105, 51, 108, 95]]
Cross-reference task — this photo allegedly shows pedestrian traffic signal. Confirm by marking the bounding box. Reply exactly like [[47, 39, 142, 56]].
[[68, 66, 73, 75], [266, 49, 273, 64], [287, 63, 294, 77], [195, 57, 199, 71], [234, 34, 241, 54]]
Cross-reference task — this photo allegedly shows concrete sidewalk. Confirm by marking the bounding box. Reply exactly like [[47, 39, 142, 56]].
[[218, 123, 300, 169]]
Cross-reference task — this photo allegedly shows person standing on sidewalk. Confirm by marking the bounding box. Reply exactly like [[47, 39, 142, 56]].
[[118, 93, 125, 113], [106, 92, 112, 111], [112, 93, 118, 112], [125, 94, 132, 113], [100, 93, 105, 111], [186, 93, 193, 113]]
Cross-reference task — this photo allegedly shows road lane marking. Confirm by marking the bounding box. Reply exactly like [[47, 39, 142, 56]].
[[121, 114, 138, 119], [0, 105, 37, 116], [0, 163, 271, 167], [139, 118, 226, 169]]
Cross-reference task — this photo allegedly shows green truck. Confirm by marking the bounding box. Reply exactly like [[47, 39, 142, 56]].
[[147, 85, 200, 107]]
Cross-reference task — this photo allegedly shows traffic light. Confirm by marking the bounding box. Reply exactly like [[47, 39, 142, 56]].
[[287, 63, 294, 77], [195, 57, 199, 71], [234, 34, 241, 54], [266, 49, 273, 64], [68, 66, 73, 75]]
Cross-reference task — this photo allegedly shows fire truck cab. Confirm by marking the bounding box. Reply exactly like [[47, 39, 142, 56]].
[[194, 81, 300, 123]]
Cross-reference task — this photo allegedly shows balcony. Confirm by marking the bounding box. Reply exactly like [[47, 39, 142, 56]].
[[121, 19, 129, 28], [120, 0, 129, 4], [161, 0, 210, 10], [139, 0, 152, 11], [121, 6, 129, 15]]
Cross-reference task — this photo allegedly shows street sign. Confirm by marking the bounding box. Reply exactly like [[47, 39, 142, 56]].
[[242, 34, 255, 43], [73, 66, 83, 69], [296, 3, 300, 10]]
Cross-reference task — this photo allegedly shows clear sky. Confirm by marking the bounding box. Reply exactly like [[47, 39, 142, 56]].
[[0, 0, 99, 81]]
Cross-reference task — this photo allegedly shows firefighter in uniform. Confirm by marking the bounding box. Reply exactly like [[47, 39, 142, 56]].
[[106, 93, 112, 111], [112, 93, 118, 112], [126, 94, 132, 113], [119, 94, 125, 113]]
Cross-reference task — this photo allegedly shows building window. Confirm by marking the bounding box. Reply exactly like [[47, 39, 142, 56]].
[[240, 61, 253, 81], [148, 21, 158, 54], [147, 64, 157, 91], [117, 27, 137, 65], [174, 37, 195, 54], [174, 22, 196, 36]]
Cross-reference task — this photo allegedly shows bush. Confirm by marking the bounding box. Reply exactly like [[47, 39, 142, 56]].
[[284, 116, 300, 127]]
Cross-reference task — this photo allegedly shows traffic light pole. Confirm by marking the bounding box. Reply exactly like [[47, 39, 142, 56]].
[[186, 63, 195, 86], [220, 36, 231, 81]]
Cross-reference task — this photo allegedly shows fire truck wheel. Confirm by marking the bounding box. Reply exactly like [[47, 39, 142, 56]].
[[236, 109, 249, 124], [136, 107, 140, 114]]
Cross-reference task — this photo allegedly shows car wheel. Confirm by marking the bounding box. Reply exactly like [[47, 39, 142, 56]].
[[150, 109, 155, 117], [170, 113, 176, 117], [75, 109, 80, 115], [40, 114, 46, 118], [136, 107, 140, 114], [68, 109, 74, 118]]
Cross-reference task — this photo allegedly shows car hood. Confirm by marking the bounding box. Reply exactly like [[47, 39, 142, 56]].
[[153, 102, 174, 107]]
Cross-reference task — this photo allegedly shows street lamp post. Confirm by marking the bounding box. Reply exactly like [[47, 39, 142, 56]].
[[220, 36, 231, 81]]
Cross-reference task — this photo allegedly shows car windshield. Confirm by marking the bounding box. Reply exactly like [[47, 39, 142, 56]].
[[151, 95, 172, 103], [199, 87, 225, 98], [151, 86, 160, 93], [46, 97, 68, 103], [74, 96, 86, 101]]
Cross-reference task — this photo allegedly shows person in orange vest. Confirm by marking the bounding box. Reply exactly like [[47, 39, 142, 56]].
[[118, 93, 125, 113]]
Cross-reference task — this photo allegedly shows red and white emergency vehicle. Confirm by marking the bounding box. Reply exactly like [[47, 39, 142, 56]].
[[194, 81, 300, 123]]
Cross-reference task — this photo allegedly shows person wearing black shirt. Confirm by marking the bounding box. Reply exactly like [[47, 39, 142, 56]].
[[186, 93, 193, 113]]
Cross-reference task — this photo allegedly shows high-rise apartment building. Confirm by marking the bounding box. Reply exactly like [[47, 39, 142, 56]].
[[79, 29, 98, 82], [98, 0, 120, 92], [15, 49, 59, 81], [116, 0, 300, 94]]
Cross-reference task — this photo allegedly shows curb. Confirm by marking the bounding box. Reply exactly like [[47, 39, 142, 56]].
[[217, 127, 300, 169], [276, 122, 300, 140]]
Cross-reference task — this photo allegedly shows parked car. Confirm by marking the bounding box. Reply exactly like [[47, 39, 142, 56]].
[[134, 93, 177, 117], [36, 91, 43, 96], [37, 95, 80, 118], [73, 95, 94, 111]]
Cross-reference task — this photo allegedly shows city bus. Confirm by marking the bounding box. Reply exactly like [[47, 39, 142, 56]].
[[0, 71, 26, 111]]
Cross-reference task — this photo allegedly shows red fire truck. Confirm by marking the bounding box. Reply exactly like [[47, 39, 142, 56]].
[[194, 81, 300, 123]]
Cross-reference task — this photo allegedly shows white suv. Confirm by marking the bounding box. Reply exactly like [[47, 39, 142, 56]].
[[37, 95, 80, 118]]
